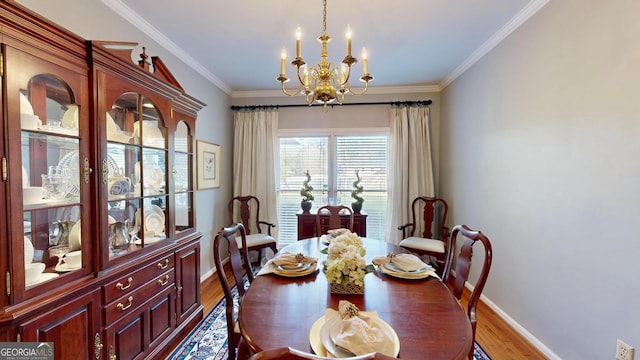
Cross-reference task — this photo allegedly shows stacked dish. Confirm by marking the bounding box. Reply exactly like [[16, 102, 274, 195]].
[[378, 262, 435, 279], [106, 113, 133, 142], [272, 262, 318, 277]]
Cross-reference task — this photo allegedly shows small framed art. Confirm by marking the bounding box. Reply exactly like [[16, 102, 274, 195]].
[[196, 140, 220, 189]]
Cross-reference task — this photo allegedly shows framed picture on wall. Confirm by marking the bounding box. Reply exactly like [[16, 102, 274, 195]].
[[196, 140, 220, 189]]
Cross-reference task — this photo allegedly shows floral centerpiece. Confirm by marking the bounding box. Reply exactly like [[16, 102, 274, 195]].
[[324, 231, 373, 294]]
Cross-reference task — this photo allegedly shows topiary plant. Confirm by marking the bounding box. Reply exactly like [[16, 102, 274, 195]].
[[300, 170, 314, 202], [351, 170, 364, 204]]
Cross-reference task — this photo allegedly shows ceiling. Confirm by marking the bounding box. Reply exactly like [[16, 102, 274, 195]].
[[103, 0, 546, 97]]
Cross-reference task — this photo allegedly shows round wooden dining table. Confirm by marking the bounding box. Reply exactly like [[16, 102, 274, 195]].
[[238, 237, 473, 359]]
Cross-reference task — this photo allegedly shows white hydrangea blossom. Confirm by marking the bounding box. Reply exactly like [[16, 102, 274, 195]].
[[325, 232, 367, 286]]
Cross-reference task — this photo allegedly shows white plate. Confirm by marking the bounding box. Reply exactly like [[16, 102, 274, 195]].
[[145, 213, 164, 235], [385, 262, 431, 274], [55, 263, 82, 272], [277, 263, 304, 271], [320, 318, 354, 357], [272, 262, 318, 277], [61, 105, 79, 130], [26, 273, 59, 287], [20, 92, 34, 115], [69, 220, 81, 251], [24, 237, 34, 265], [309, 313, 400, 358], [379, 263, 435, 280], [147, 205, 165, 221], [310, 316, 328, 357]]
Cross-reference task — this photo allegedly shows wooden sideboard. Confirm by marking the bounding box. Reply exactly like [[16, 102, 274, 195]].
[[296, 211, 367, 239]]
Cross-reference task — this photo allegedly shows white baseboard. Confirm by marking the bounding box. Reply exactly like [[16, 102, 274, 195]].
[[201, 257, 228, 283], [464, 282, 561, 359]]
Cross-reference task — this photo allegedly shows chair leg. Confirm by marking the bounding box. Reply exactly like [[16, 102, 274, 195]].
[[237, 336, 252, 360], [256, 249, 263, 266]]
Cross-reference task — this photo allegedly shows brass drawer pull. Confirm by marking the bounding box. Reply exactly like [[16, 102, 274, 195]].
[[157, 275, 170, 286], [157, 259, 169, 270], [116, 296, 134, 311], [116, 277, 133, 290]]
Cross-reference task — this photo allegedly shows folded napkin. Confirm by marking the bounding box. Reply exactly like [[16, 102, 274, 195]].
[[325, 300, 396, 356], [257, 252, 317, 276], [372, 253, 432, 272], [272, 252, 317, 267]]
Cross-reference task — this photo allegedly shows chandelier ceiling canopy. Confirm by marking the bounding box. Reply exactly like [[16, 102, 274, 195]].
[[277, 0, 373, 107]]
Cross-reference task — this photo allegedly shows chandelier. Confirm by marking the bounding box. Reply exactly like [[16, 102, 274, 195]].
[[276, 0, 373, 106]]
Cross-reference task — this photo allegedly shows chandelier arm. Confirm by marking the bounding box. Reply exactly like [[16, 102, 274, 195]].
[[280, 79, 305, 97], [345, 79, 370, 96], [340, 64, 354, 87]]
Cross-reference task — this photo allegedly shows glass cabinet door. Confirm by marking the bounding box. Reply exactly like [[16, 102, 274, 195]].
[[105, 92, 167, 260], [173, 121, 194, 233], [18, 73, 86, 295]]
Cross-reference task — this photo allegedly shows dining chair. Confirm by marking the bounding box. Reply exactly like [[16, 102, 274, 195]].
[[442, 224, 493, 360], [248, 347, 396, 360], [228, 195, 278, 264], [213, 222, 255, 360], [397, 196, 449, 276], [315, 205, 354, 236]]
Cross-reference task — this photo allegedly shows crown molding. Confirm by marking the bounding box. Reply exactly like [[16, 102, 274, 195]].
[[101, 0, 232, 95], [102, 0, 548, 99], [231, 85, 440, 99], [439, 0, 550, 89]]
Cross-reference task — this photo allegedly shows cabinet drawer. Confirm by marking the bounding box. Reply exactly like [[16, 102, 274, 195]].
[[104, 255, 174, 304], [104, 269, 175, 325]]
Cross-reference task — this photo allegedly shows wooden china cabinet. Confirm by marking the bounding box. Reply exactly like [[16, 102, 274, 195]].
[[0, 2, 205, 359]]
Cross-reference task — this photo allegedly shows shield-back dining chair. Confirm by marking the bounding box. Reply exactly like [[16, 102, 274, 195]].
[[228, 195, 278, 264], [213, 223, 255, 360], [397, 196, 449, 276], [315, 205, 354, 236], [442, 224, 493, 360]]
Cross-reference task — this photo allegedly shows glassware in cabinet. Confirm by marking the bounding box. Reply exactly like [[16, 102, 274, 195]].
[[17, 73, 86, 294]]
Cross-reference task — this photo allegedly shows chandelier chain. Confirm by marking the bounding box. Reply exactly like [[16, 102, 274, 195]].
[[322, 0, 327, 35]]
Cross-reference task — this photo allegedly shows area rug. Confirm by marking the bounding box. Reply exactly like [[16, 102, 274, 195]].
[[168, 287, 492, 360]]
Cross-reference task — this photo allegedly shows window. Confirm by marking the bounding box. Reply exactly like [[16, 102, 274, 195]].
[[278, 134, 388, 246]]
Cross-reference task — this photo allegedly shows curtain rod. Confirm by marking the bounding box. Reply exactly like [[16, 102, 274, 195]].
[[230, 100, 432, 111]]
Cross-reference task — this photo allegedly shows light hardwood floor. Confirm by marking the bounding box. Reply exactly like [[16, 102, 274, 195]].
[[197, 265, 548, 359]]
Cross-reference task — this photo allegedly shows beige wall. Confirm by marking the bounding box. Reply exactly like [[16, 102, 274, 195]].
[[441, 0, 640, 358]]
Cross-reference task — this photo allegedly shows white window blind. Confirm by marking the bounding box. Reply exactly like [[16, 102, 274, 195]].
[[278, 135, 388, 246], [335, 136, 388, 241], [279, 137, 328, 245]]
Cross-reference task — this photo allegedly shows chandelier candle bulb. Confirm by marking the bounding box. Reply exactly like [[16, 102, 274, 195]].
[[296, 26, 302, 58], [346, 25, 352, 56], [280, 49, 287, 75], [362, 47, 368, 74]]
